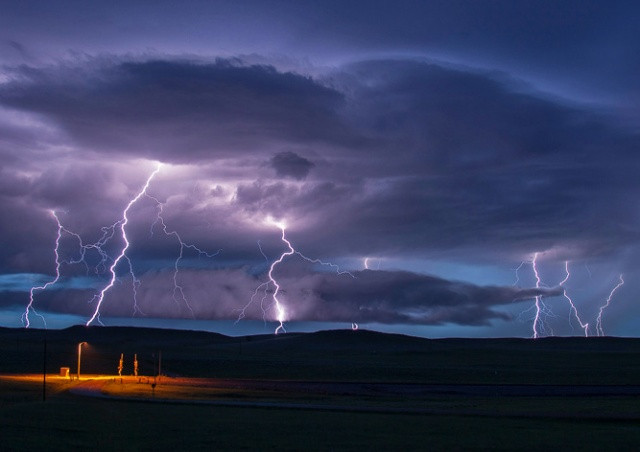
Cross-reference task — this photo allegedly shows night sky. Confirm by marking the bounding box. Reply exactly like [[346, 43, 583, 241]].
[[1, 1, 639, 337]]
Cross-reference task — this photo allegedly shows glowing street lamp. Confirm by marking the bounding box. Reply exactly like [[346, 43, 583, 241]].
[[77, 342, 87, 380]]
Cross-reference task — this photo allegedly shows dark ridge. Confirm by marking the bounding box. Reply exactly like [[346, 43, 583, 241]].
[[59, 325, 234, 344], [2, 325, 638, 349], [2, 326, 639, 383]]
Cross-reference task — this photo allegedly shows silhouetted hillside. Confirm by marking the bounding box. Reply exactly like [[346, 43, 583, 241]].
[[1, 326, 639, 384]]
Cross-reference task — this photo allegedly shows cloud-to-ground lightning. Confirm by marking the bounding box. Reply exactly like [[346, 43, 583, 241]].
[[517, 253, 626, 338], [241, 217, 354, 334], [85, 164, 162, 326], [522, 254, 588, 338], [22, 210, 63, 328], [22, 208, 135, 327], [235, 241, 272, 325], [525, 252, 559, 338], [558, 261, 589, 337], [595, 274, 624, 336], [264, 218, 294, 334], [16, 164, 629, 337], [531, 252, 544, 338], [363, 257, 381, 270], [148, 196, 221, 317], [23, 163, 222, 326]]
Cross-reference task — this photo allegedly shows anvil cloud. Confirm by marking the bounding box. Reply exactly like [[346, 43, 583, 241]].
[[0, 1, 638, 337]]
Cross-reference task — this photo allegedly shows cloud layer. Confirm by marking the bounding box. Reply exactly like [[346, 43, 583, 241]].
[[1, 2, 638, 335]]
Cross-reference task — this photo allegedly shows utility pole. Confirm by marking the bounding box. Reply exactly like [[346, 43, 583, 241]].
[[77, 342, 87, 380], [42, 329, 47, 402]]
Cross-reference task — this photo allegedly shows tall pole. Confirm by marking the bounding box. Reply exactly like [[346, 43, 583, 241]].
[[77, 342, 86, 380], [42, 330, 47, 402]]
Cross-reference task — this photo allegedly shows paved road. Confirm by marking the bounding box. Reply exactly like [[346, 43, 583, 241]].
[[71, 376, 640, 397], [65, 376, 640, 419], [200, 379, 640, 396]]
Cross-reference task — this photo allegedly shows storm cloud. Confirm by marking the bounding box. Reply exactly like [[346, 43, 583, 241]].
[[270, 152, 315, 180], [0, 1, 638, 336], [0, 266, 562, 328]]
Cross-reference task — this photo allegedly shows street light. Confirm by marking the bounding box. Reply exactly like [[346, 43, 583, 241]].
[[77, 342, 87, 380]]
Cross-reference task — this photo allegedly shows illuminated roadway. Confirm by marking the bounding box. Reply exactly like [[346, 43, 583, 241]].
[[4, 374, 640, 418], [68, 376, 640, 418]]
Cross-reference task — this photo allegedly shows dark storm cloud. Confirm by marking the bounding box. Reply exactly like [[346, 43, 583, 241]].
[[6, 40, 33, 61], [0, 58, 355, 162], [233, 179, 351, 222], [297, 60, 640, 260], [282, 0, 640, 103], [0, 0, 638, 336], [0, 198, 57, 274], [3, 56, 637, 264], [282, 269, 562, 326], [5, 266, 560, 327], [0, 49, 638, 333], [270, 151, 315, 180], [0, 167, 31, 197], [4, 1, 637, 100]]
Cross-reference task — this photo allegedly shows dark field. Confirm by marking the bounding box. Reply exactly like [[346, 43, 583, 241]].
[[1, 326, 639, 450]]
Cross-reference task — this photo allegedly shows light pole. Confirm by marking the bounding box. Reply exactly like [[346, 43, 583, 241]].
[[42, 329, 47, 402], [77, 342, 87, 380]]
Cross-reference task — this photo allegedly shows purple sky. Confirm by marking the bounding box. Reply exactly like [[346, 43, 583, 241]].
[[1, 0, 639, 337]]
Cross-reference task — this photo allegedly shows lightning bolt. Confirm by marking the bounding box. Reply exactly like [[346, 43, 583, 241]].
[[519, 253, 626, 338], [529, 252, 557, 338], [559, 261, 589, 337], [531, 252, 543, 338], [148, 196, 221, 317], [363, 257, 381, 270], [85, 164, 162, 326], [58, 223, 114, 276], [242, 217, 353, 334], [264, 218, 295, 334], [595, 274, 624, 336], [513, 260, 527, 286], [235, 241, 271, 325], [257, 240, 269, 262], [22, 210, 63, 328]]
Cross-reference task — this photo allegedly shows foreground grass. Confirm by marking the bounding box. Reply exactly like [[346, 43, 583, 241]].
[[99, 379, 640, 420], [2, 329, 640, 449], [2, 378, 639, 451]]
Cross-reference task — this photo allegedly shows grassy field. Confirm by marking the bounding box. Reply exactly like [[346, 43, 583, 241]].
[[1, 326, 640, 450], [1, 377, 640, 451]]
